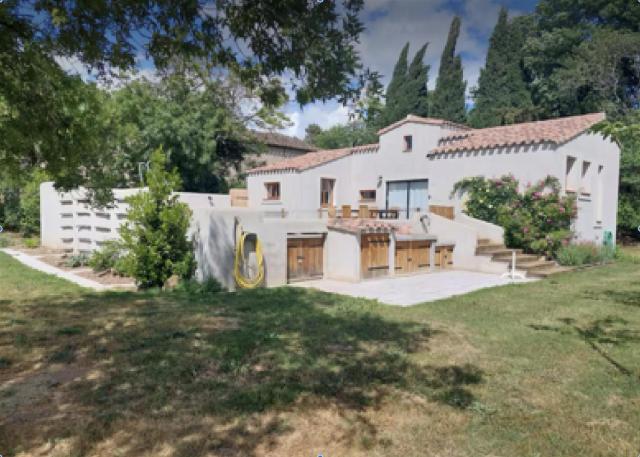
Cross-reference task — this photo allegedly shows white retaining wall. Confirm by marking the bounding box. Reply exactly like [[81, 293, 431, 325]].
[[40, 183, 230, 253]]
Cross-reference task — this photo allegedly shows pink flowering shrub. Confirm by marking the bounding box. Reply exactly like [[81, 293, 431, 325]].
[[452, 175, 575, 258]]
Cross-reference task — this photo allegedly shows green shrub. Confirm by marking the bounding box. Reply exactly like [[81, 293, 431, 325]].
[[64, 253, 89, 268], [616, 247, 640, 264], [174, 278, 223, 295], [23, 237, 39, 249], [452, 175, 519, 223], [453, 175, 575, 258], [556, 242, 616, 266], [88, 241, 124, 273], [19, 169, 49, 237], [119, 148, 196, 289], [0, 235, 10, 248], [0, 184, 21, 231]]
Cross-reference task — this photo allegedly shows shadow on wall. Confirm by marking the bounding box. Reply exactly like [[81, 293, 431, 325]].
[[1, 286, 483, 457]]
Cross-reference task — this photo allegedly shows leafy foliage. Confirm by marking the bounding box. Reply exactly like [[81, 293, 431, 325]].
[[2, 0, 365, 198], [381, 43, 430, 125], [304, 121, 377, 149], [0, 169, 49, 236], [88, 240, 127, 274], [352, 70, 386, 129], [453, 175, 576, 258], [27, 0, 365, 106], [452, 175, 520, 223], [0, 235, 11, 248], [593, 113, 640, 238], [556, 242, 616, 266], [430, 17, 467, 124], [119, 149, 196, 289], [469, 9, 535, 128], [18, 169, 49, 236], [524, 0, 640, 119], [107, 76, 259, 193], [64, 253, 90, 268], [173, 278, 223, 295]]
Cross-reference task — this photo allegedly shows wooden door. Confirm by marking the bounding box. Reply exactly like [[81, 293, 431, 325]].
[[395, 241, 411, 273], [395, 240, 431, 274], [435, 245, 454, 269], [413, 240, 431, 270], [361, 234, 390, 279], [287, 237, 324, 282]]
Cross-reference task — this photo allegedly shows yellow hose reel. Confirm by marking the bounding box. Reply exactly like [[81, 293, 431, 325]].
[[233, 225, 265, 289]]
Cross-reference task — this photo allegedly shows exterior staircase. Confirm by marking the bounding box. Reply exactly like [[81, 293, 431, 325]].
[[476, 239, 570, 278]]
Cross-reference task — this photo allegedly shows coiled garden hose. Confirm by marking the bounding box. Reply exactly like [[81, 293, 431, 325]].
[[233, 231, 264, 289]]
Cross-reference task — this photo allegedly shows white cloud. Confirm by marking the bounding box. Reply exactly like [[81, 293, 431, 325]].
[[54, 55, 160, 91], [280, 102, 350, 138], [54, 55, 95, 81]]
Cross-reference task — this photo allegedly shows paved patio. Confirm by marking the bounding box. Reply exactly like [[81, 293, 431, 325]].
[[293, 270, 534, 306]]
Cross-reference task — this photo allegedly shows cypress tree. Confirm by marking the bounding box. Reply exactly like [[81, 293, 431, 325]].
[[469, 8, 534, 128], [431, 16, 467, 124], [381, 43, 410, 125], [402, 43, 430, 118], [381, 43, 430, 125]]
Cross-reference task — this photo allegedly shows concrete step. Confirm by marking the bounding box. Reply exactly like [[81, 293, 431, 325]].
[[518, 260, 557, 272], [477, 238, 493, 246], [492, 253, 541, 263], [476, 247, 523, 257], [475, 243, 506, 253]]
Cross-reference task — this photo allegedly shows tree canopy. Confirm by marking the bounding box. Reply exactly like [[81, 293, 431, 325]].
[[1, 0, 366, 195], [106, 76, 259, 193], [430, 16, 467, 124], [469, 8, 535, 128], [380, 43, 430, 126], [304, 121, 377, 150]]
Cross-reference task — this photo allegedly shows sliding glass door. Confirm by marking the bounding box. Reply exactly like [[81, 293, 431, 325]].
[[385, 180, 429, 218]]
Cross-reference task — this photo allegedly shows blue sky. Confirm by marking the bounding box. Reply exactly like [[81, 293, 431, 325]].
[[281, 0, 539, 137]]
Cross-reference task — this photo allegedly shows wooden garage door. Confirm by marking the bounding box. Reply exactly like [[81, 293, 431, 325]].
[[434, 245, 454, 269], [287, 237, 324, 282], [395, 240, 431, 274], [361, 233, 390, 279]]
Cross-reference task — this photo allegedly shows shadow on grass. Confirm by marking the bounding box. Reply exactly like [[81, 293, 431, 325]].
[[529, 316, 640, 379], [581, 288, 640, 308], [0, 286, 483, 457]]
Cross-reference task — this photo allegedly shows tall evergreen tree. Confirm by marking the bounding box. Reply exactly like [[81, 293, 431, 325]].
[[431, 17, 467, 124], [381, 43, 430, 125], [402, 44, 430, 118], [381, 43, 410, 126], [469, 8, 535, 128]]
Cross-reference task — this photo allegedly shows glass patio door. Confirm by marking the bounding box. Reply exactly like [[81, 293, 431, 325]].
[[386, 180, 429, 218]]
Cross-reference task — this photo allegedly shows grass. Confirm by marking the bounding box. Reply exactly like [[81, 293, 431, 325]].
[[0, 250, 639, 456]]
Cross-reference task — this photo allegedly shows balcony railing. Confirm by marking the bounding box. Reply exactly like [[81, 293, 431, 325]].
[[325, 205, 400, 220]]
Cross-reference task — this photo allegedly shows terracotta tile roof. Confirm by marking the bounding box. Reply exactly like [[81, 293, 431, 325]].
[[377, 114, 471, 135], [430, 113, 605, 154], [327, 218, 410, 234], [252, 130, 317, 152], [247, 143, 379, 174]]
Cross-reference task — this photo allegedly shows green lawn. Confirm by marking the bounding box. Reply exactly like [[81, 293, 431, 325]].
[[1, 250, 639, 457]]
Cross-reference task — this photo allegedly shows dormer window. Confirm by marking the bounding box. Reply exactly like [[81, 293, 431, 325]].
[[403, 135, 413, 152]]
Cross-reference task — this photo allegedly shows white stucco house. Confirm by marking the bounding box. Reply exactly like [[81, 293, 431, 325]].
[[41, 112, 620, 289]]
